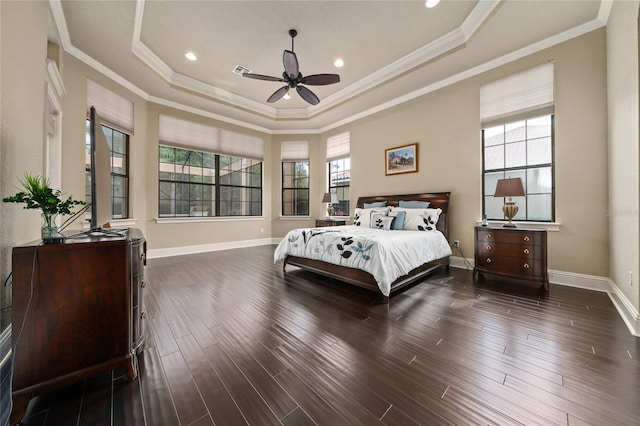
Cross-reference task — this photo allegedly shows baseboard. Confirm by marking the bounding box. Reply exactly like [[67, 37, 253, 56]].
[[147, 237, 278, 259], [450, 257, 638, 336]]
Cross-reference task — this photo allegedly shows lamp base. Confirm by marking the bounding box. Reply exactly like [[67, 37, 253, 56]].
[[502, 199, 519, 228], [327, 205, 334, 216]]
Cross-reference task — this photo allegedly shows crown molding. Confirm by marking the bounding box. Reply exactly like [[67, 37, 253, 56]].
[[46, 59, 66, 97], [597, 0, 614, 25]]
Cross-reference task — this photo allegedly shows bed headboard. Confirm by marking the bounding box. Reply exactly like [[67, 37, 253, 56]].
[[356, 192, 451, 239]]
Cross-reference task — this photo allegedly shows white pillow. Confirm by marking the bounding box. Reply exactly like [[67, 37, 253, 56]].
[[397, 207, 442, 231], [370, 213, 394, 230], [353, 207, 388, 227]]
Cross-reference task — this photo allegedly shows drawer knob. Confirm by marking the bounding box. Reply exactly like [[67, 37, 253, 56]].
[[524, 263, 530, 269], [486, 258, 492, 263], [486, 234, 492, 239], [141, 280, 146, 289], [523, 249, 530, 254], [523, 236, 530, 242], [140, 311, 147, 319], [140, 252, 146, 262], [486, 245, 492, 250]]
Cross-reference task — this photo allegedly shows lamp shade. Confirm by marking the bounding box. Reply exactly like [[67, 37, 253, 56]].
[[322, 192, 332, 203], [494, 178, 525, 197]]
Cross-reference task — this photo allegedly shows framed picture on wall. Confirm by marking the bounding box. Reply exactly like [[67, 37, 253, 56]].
[[385, 143, 419, 175]]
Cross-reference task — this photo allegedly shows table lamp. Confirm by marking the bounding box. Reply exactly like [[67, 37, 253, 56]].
[[494, 177, 525, 227], [322, 192, 338, 216]]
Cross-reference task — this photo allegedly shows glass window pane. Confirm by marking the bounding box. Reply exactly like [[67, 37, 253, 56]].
[[484, 145, 504, 170], [484, 172, 504, 197], [485, 196, 504, 220], [527, 167, 552, 194], [527, 116, 551, 139], [505, 141, 526, 168], [527, 194, 552, 221], [527, 137, 552, 165], [505, 120, 526, 142], [484, 125, 504, 147]]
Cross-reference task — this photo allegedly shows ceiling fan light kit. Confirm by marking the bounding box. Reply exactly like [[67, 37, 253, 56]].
[[243, 29, 340, 105]]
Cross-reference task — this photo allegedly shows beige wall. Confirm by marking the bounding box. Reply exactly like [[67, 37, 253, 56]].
[[318, 29, 609, 277], [607, 1, 640, 312], [0, 1, 50, 330]]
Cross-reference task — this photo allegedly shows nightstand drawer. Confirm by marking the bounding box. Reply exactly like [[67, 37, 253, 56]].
[[476, 242, 540, 259], [476, 229, 542, 246], [315, 219, 346, 227], [476, 255, 545, 278]]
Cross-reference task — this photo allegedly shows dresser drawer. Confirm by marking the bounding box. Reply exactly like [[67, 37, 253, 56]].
[[476, 242, 540, 259], [476, 255, 545, 278], [476, 229, 542, 246]]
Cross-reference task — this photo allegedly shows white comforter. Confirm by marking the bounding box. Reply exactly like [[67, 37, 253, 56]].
[[274, 225, 452, 296]]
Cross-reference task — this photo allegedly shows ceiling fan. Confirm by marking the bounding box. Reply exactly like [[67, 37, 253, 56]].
[[243, 29, 340, 105]]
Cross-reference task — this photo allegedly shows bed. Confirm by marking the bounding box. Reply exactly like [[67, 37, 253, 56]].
[[274, 192, 452, 302]]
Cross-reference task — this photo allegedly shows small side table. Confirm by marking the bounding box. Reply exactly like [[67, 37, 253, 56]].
[[315, 218, 347, 227]]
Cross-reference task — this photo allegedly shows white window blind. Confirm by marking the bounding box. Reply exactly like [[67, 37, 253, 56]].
[[159, 115, 264, 160], [281, 140, 309, 161], [480, 62, 554, 126], [86, 79, 134, 133], [326, 132, 350, 160]]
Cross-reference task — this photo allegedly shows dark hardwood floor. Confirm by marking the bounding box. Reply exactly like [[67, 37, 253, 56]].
[[15, 245, 640, 425]]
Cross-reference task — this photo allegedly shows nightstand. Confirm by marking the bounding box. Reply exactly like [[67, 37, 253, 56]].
[[315, 218, 347, 227], [473, 226, 548, 291]]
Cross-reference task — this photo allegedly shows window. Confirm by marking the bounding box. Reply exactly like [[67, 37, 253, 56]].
[[85, 121, 130, 219], [480, 63, 554, 222], [86, 79, 133, 220], [281, 140, 309, 216], [326, 132, 350, 216], [482, 116, 554, 221], [159, 145, 262, 217], [157, 115, 264, 218]]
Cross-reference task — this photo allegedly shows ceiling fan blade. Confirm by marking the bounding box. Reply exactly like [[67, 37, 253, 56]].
[[243, 72, 285, 82], [267, 86, 290, 103], [296, 85, 320, 105], [283, 50, 299, 79], [300, 74, 340, 86]]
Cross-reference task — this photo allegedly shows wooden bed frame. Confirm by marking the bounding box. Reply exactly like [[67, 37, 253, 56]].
[[283, 192, 451, 302]]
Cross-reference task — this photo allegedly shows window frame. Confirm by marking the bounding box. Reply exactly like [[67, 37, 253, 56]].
[[85, 120, 130, 220], [481, 114, 555, 223], [158, 144, 263, 218], [281, 160, 310, 216], [327, 157, 350, 217]]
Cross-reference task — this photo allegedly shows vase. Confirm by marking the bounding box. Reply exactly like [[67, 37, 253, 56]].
[[41, 213, 61, 243]]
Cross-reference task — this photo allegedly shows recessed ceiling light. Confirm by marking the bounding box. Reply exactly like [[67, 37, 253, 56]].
[[185, 51, 197, 61], [425, 0, 440, 8], [334, 58, 344, 68], [283, 93, 291, 100]]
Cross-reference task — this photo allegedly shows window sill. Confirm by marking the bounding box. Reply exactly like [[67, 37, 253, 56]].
[[156, 216, 265, 224], [475, 220, 561, 232], [279, 216, 311, 220]]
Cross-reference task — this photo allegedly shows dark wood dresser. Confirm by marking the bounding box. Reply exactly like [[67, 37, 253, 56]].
[[473, 226, 548, 291], [315, 218, 347, 227], [10, 228, 146, 424]]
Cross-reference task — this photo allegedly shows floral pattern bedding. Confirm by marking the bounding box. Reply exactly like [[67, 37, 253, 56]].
[[274, 225, 452, 296]]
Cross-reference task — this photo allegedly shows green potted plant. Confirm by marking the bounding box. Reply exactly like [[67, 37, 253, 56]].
[[2, 173, 85, 243]]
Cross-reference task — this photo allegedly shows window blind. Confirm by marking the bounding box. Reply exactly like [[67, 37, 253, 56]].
[[281, 140, 309, 161], [159, 115, 264, 160], [326, 132, 350, 160], [86, 79, 134, 133], [480, 62, 554, 127]]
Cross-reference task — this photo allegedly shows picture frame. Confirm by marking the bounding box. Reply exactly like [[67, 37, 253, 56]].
[[385, 143, 419, 175]]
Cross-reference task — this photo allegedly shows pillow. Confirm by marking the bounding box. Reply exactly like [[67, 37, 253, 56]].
[[363, 201, 387, 208], [399, 200, 431, 209], [370, 213, 394, 230], [353, 207, 388, 227], [387, 210, 406, 230], [402, 208, 442, 231]]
